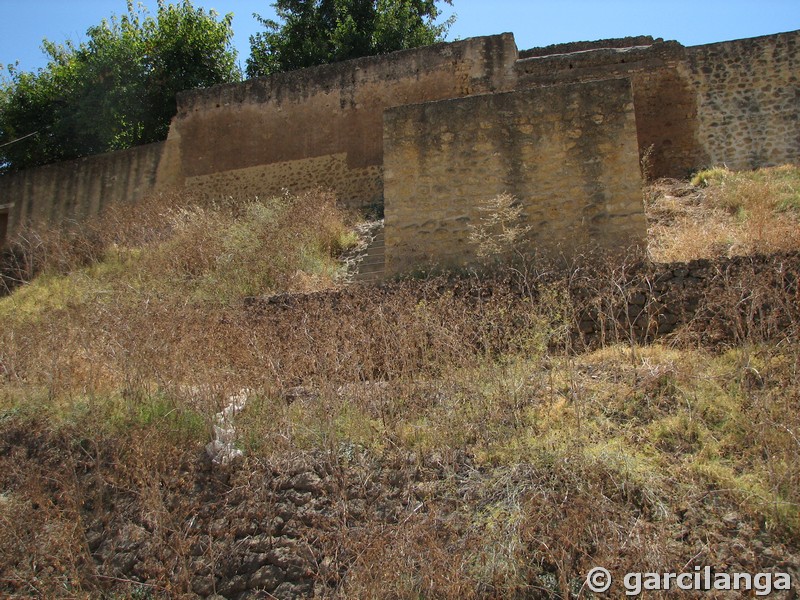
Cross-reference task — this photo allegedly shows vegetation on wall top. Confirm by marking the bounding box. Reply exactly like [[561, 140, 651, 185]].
[[246, 0, 454, 78], [0, 0, 457, 172], [0, 0, 239, 173]]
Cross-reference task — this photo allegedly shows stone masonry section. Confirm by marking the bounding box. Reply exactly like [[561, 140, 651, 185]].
[[383, 79, 645, 275], [0, 30, 798, 276], [513, 40, 707, 179], [687, 30, 800, 170], [156, 34, 519, 208], [245, 251, 800, 351]]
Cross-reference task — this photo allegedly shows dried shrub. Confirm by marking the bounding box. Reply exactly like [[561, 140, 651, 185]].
[[1, 175, 799, 597], [468, 193, 531, 262]]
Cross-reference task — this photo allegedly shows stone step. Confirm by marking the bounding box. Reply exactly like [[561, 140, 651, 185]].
[[346, 219, 385, 284], [359, 261, 385, 270], [355, 261, 383, 271], [355, 268, 384, 282]]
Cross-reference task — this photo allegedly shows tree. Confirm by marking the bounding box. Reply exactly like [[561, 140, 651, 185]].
[[0, 1, 239, 173], [246, 0, 454, 78]]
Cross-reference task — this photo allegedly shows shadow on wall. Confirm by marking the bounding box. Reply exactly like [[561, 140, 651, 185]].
[[0, 29, 797, 273], [0, 208, 9, 248]]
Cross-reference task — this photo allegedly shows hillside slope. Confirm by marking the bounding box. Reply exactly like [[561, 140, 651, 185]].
[[1, 170, 799, 598]]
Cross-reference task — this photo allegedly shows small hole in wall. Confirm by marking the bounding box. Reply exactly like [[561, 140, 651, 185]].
[[569, 63, 573, 69]]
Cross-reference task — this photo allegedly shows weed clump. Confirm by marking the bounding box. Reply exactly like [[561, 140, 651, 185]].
[[1, 188, 355, 303], [648, 164, 800, 261]]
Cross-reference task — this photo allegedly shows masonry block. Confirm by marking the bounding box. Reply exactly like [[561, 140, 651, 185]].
[[383, 78, 646, 275]]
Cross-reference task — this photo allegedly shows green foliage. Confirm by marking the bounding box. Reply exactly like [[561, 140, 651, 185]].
[[246, 0, 454, 77], [0, 1, 239, 172], [133, 393, 208, 442], [0, 189, 352, 320], [690, 166, 730, 187], [692, 164, 800, 215]]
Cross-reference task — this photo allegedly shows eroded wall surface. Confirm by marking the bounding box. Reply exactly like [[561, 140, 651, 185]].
[[162, 34, 519, 208], [687, 30, 800, 170], [383, 79, 646, 275], [1, 29, 797, 264], [514, 41, 707, 179], [0, 142, 164, 245]]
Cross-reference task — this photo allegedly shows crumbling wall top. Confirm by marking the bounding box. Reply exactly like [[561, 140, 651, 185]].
[[175, 33, 518, 115], [514, 40, 685, 80], [519, 35, 658, 58]]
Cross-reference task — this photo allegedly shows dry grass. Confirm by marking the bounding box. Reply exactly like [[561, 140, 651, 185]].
[[0, 187, 356, 300], [647, 164, 800, 262], [0, 178, 799, 597]]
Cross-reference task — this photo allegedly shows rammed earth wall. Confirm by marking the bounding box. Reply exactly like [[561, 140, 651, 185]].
[[383, 79, 645, 274], [0, 142, 164, 246], [0, 29, 798, 273], [158, 34, 519, 208]]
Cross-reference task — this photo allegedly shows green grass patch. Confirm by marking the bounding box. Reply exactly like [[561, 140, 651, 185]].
[[692, 164, 800, 215]]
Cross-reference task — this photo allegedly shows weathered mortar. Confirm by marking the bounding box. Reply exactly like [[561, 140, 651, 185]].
[[383, 78, 645, 275], [687, 30, 800, 170]]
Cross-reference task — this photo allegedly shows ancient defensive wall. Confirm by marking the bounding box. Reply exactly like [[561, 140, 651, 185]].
[[0, 29, 798, 275]]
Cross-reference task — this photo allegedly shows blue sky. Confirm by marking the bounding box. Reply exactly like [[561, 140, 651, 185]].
[[1, 1, 799, 75]]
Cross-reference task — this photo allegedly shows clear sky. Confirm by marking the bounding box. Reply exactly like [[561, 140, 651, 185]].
[[1, 1, 799, 76]]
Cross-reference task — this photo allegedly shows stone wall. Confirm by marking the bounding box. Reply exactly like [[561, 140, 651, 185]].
[[514, 41, 707, 179], [687, 30, 800, 170], [246, 252, 800, 350], [573, 251, 800, 345], [383, 78, 645, 275], [0, 142, 164, 245], [519, 36, 657, 58], [1, 29, 798, 265], [160, 34, 519, 208]]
